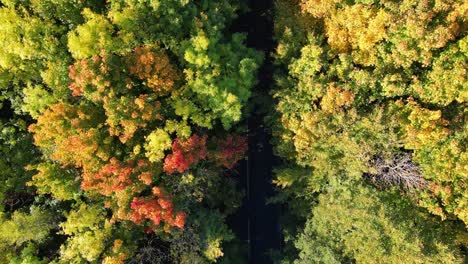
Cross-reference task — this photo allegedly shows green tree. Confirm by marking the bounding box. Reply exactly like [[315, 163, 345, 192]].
[[294, 180, 465, 263], [58, 203, 113, 263], [0, 207, 55, 246], [27, 162, 81, 201]]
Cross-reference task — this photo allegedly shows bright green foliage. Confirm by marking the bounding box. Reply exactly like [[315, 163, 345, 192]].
[[0, 6, 59, 81], [10, 244, 46, 264], [27, 162, 81, 201], [144, 129, 172, 162], [60, 203, 105, 237], [21, 84, 57, 118], [68, 9, 120, 59], [178, 32, 262, 128], [59, 203, 113, 263], [0, 1, 77, 116], [0, 207, 54, 246], [57, 202, 136, 264], [2, 0, 99, 25], [294, 180, 465, 264], [107, 0, 196, 49], [164, 120, 192, 139]]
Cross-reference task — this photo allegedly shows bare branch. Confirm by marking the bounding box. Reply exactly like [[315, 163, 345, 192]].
[[366, 153, 427, 190]]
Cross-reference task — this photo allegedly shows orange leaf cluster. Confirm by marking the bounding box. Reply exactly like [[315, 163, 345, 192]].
[[127, 46, 180, 95], [69, 53, 111, 97], [130, 187, 186, 229], [58, 130, 105, 169], [82, 158, 154, 196], [163, 134, 208, 174], [29, 102, 109, 170]]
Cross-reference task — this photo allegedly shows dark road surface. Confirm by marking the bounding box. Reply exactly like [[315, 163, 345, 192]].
[[228, 0, 282, 263]]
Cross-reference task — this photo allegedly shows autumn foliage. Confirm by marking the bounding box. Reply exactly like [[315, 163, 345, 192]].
[[272, 0, 467, 262], [127, 46, 180, 95], [68, 53, 112, 97], [1, 0, 259, 262], [130, 187, 186, 229], [0, 0, 465, 262], [28, 102, 110, 170], [163, 134, 208, 174], [212, 134, 248, 169], [82, 158, 133, 196], [103, 94, 163, 143]]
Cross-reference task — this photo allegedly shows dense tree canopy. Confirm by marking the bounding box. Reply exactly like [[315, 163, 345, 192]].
[[271, 0, 467, 262], [0, 0, 466, 263], [0, 0, 259, 262]]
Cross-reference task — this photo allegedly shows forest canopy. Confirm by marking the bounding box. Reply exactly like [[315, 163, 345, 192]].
[[0, 0, 260, 262], [270, 0, 467, 262], [0, 0, 466, 263]]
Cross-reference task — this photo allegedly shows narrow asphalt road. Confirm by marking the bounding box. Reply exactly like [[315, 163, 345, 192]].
[[229, 0, 282, 263]]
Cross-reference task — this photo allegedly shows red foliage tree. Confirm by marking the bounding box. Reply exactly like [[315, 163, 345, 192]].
[[82, 158, 133, 196], [163, 134, 208, 174], [212, 134, 248, 169]]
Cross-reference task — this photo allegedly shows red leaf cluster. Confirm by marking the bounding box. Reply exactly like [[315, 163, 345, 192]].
[[163, 134, 208, 174], [213, 134, 248, 169], [82, 158, 132, 196]]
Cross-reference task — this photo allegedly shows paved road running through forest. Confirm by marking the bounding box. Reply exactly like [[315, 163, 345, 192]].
[[228, 0, 282, 263]]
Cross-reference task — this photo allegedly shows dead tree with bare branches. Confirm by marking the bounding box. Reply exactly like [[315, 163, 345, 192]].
[[366, 153, 427, 190]]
